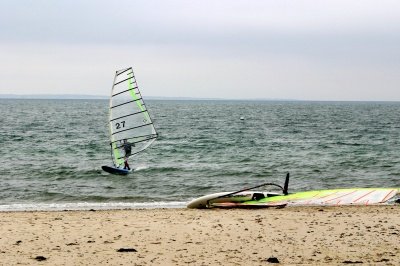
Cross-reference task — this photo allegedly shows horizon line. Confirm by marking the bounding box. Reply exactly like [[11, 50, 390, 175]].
[[0, 93, 399, 102]]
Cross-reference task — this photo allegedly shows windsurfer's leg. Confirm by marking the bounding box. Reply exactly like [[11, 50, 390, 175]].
[[124, 159, 130, 170]]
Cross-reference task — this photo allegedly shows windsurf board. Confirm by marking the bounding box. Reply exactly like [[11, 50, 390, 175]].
[[102, 165, 132, 175], [187, 191, 280, 209]]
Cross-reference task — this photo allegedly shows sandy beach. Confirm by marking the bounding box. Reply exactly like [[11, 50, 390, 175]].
[[0, 206, 399, 265]]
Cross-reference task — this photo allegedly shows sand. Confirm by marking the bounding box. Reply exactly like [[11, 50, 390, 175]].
[[0, 206, 399, 265]]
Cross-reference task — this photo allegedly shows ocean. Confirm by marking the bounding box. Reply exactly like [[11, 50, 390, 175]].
[[1, 99, 399, 211]]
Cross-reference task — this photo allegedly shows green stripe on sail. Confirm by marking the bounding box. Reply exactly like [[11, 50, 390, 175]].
[[112, 141, 124, 166], [244, 188, 400, 204], [109, 103, 123, 167], [109, 109, 123, 166], [258, 189, 348, 203], [127, 72, 150, 121]]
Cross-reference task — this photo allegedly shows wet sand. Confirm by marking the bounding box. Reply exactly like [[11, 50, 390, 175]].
[[0, 206, 399, 265]]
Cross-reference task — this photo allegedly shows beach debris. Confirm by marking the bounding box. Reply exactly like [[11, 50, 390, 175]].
[[375, 258, 389, 263], [264, 257, 280, 263], [342, 260, 363, 264], [117, 248, 137, 252], [34, 256, 47, 261], [15, 240, 22, 245]]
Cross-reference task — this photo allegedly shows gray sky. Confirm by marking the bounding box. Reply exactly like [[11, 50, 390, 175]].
[[1, 0, 400, 100]]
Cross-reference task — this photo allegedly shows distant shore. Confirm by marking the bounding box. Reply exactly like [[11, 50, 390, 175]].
[[2, 94, 400, 102], [0, 94, 108, 99], [0, 94, 293, 101], [0, 206, 398, 265]]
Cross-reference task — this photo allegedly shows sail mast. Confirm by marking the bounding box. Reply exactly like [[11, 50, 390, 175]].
[[109, 69, 119, 166]]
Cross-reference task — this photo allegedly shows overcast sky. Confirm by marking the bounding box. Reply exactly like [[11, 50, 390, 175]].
[[1, 0, 399, 100]]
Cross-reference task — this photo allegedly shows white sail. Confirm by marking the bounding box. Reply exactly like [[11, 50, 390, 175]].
[[108, 67, 157, 167]]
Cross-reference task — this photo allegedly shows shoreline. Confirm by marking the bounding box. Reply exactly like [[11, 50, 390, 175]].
[[0, 201, 188, 212], [1, 206, 399, 265]]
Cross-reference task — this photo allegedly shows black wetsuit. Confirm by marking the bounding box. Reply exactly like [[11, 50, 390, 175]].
[[123, 143, 132, 157]]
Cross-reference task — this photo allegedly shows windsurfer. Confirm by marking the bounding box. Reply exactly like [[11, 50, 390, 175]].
[[122, 139, 132, 170]]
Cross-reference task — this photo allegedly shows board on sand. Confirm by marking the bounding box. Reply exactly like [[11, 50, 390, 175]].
[[189, 188, 400, 209], [209, 202, 287, 208], [187, 173, 290, 209], [187, 174, 400, 208], [102, 165, 132, 175], [187, 191, 282, 209]]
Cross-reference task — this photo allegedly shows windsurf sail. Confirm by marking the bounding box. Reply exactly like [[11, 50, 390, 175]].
[[107, 67, 158, 167]]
